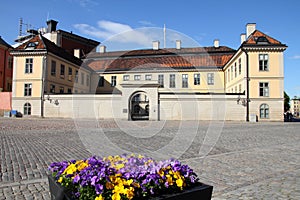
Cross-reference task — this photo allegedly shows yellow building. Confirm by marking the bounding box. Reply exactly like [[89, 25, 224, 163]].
[[11, 23, 287, 121], [11, 34, 94, 116], [290, 97, 300, 117]]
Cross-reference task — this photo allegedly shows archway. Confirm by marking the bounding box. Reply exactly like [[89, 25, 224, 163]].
[[130, 92, 149, 120]]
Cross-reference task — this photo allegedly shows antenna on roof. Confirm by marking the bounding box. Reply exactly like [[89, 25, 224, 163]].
[[163, 24, 166, 48], [19, 18, 23, 37], [47, 12, 50, 21]]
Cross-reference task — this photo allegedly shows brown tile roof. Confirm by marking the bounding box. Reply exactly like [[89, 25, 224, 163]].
[[244, 30, 285, 46], [14, 35, 83, 66], [86, 46, 236, 72]]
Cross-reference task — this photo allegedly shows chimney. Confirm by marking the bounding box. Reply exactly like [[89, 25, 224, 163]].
[[214, 39, 219, 48], [246, 23, 256, 38], [152, 41, 160, 50], [176, 40, 181, 50], [46, 20, 58, 33], [240, 33, 246, 44], [99, 45, 106, 53], [74, 49, 81, 58]]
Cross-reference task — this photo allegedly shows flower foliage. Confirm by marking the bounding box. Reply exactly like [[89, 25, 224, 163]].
[[48, 154, 199, 200]]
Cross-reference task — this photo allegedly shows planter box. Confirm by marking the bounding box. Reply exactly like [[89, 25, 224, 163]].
[[48, 175, 213, 200]]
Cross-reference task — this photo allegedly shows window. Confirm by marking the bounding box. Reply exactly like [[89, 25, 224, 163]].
[[194, 73, 200, 85], [259, 54, 269, 71], [235, 86, 237, 93], [81, 73, 84, 85], [259, 82, 269, 97], [207, 73, 214, 85], [158, 74, 164, 88], [260, 104, 269, 119], [60, 64, 65, 78], [25, 58, 33, 73], [86, 74, 90, 86], [50, 84, 55, 93], [75, 70, 79, 83], [68, 67, 72, 81], [59, 87, 64, 94], [170, 74, 176, 88], [182, 74, 188, 88], [234, 63, 237, 78], [227, 69, 230, 82], [98, 76, 104, 87], [230, 66, 233, 80], [145, 74, 152, 80], [23, 103, 31, 115], [134, 75, 141, 81], [123, 75, 129, 81], [8, 56, 13, 69], [111, 76, 116, 86], [51, 61, 56, 76], [24, 83, 32, 96], [238, 58, 242, 75], [239, 84, 242, 93], [67, 88, 72, 94]]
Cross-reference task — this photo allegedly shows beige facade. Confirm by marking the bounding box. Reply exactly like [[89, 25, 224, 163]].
[[11, 23, 287, 121], [290, 97, 300, 117]]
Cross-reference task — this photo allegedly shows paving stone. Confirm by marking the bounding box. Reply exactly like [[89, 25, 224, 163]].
[[0, 118, 299, 199]]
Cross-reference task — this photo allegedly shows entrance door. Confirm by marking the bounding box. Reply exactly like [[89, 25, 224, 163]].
[[130, 92, 149, 120]]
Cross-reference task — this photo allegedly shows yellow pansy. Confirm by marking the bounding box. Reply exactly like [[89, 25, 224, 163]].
[[95, 195, 104, 200]]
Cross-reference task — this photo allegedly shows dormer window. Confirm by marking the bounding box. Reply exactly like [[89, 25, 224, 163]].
[[26, 42, 37, 49], [256, 36, 269, 44]]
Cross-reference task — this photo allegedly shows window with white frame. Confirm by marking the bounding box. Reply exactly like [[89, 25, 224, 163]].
[[260, 104, 269, 118], [158, 74, 164, 88], [50, 84, 55, 93], [123, 75, 129, 81], [194, 73, 200, 85], [24, 83, 32, 96], [24, 103, 31, 115], [259, 82, 269, 97], [75, 70, 79, 83], [207, 73, 214, 85], [86, 74, 90, 86], [25, 58, 33, 74], [111, 76, 117, 86], [182, 74, 188, 88], [238, 58, 242, 75], [134, 75, 141, 81], [68, 67, 72, 81], [51, 60, 56, 76], [145, 74, 152, 80], [234, 63, 237, 78], [60, 64, 65, 78], [259, 54, 269, 71], [81, 72, 84, 85], [170, 74, 175, 88]]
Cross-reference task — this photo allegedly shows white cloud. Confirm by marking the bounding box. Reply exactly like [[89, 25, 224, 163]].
[[74, 20, 201, 50], [138, 20, 155, 27], [290, 55, 300, 59]]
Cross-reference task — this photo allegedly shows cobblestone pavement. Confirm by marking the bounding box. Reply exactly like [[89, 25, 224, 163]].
[[0, 118, 299, 199]]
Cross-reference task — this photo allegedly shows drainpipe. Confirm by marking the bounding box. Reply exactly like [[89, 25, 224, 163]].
[[41, 55, 47, 117], [242, 48, 250, 122]]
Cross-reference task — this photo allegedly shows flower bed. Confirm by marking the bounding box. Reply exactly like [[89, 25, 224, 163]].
[[48, 154, 213, 200]]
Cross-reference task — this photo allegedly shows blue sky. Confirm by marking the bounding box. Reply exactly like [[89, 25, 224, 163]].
[[1, 0, 299, 97]]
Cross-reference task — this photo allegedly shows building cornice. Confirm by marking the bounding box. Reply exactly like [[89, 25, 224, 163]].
[[10, 50, 47, 56]]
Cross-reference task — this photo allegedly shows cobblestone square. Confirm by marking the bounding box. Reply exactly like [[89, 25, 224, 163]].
[[0, 118, 299, 199]]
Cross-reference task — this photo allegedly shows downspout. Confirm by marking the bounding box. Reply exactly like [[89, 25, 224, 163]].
[[41, 55, 47, 117], [242, 48, 250, 122]]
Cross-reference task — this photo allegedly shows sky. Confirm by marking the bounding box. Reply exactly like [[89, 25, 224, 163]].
[[0, 0, 299, 97]]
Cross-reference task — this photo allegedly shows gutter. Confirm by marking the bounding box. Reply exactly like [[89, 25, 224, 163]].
[[242, 48, 250, 122]]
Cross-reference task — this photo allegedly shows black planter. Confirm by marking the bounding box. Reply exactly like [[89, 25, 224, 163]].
[[48, 175, 213, 200]]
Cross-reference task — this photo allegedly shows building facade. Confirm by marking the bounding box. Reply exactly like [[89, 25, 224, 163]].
[[11, 23, 287, 121], [0, 36, 13, 92], [290, 97, 300, 117]]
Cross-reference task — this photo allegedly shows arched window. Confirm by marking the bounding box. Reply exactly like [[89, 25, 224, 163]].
[[24, 103, 31, 115], [260, 104, 269, 119]]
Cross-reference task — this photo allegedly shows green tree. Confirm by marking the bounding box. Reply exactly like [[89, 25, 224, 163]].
[[284, 91, 290, 112]]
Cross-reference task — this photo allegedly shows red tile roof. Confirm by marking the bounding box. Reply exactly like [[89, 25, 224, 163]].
[[86, 46, 236, 72], [14, 35, 83, 66], [244, 30, 284, 45]]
